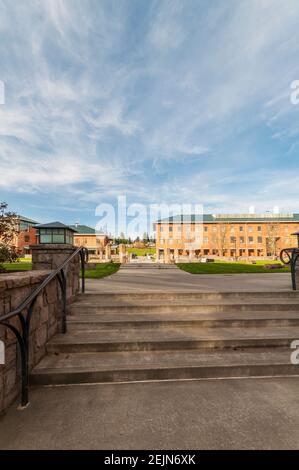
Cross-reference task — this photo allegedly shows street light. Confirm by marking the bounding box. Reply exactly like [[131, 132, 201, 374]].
[[35, 221, 77, 245]]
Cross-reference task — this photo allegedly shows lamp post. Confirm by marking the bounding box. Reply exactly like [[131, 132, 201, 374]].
[[280, 231, 299, 290], [31, 221, 78, 271], [35, 221, 76, 245]]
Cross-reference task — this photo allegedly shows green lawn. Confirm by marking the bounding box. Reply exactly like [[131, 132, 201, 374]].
[[83, 263, 120, 279], [177, 261, 290, 274], [1, 261, 33, 271], [127, 248, 156, 256], [1, 260, 120, 279]]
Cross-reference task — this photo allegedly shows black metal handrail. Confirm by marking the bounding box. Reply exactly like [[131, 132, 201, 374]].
[[280, 248, 299, 290], [0, 246, 89, 409]]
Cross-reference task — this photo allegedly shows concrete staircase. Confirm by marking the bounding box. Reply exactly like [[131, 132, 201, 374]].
[[31, 291, 299, 385]]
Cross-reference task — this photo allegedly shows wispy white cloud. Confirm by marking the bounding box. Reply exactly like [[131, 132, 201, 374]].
[[85, 100, 141, 136], [148, 0, 185, 50], [0, 0, 299, 222]]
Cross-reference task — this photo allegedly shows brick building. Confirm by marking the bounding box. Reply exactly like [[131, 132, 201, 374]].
[[155, 213, 299, 262], [70, 224, 109, 256], [14, 216, 39, 256]]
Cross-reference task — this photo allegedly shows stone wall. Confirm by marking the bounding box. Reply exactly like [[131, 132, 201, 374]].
[[0, 266, 79, 414]]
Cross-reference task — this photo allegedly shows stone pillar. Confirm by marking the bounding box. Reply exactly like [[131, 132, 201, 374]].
[[119, 243, 127, 264], [105, 244, 111, 262], [30, 244, 80, 300], [174, 249, 179, 262], [189, 250, 195, 262], [164, 248, 170, 264], [98, 248, 104, 262]]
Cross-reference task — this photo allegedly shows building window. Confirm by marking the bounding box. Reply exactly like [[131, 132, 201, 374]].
[[230, 237, 236, 243], [248, 227, 253, 233], [248, 236, 254, 244], [204, 237, 209, 243], [160, 226, 164, 232], [257, 226, 262, 232], [204, 226, 208, 232], [24, 235, 30, 242], [230, 227, 235, 233], [169, 226, 173, 232], [240, 237, 245, 244], [39, 228, 65, 244], [239, 226, 243, 232], [258, 236, 263, 244]]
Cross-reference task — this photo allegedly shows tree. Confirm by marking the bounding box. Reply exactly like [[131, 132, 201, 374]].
[[266, 223, 280, 258], [217, 224, 228, 256], [143, 232, 149, 243], [0, 202, 19, 265]]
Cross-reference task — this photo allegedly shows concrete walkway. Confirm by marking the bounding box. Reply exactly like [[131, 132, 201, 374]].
[[1, 377, 299, 449], [87, 265, 292, 292]]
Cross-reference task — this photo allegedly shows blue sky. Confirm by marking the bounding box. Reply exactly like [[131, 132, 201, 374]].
[[1, 0, 299, 229]]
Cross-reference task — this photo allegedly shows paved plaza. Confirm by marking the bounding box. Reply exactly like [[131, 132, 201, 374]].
[[87, 265, 292, 292], [1, 377, 299, 449]]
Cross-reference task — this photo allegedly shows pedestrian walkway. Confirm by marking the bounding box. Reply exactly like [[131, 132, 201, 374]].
[[1, 378, 299, 449], [87, 264, 292, 292]]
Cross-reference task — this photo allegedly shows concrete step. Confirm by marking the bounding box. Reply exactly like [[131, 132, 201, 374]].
[[69, 301, 299, 315], [30, 348, 299, 385], [46, 326, 299, 353], [75, 291, 299, 302], [67, 311, 299, 331]]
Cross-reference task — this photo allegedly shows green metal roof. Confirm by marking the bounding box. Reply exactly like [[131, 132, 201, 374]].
[[35, 221, 77, 232], [69, 224, 95, 234], [18, 215, 39, 224], [157, 213, 299, 224]]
